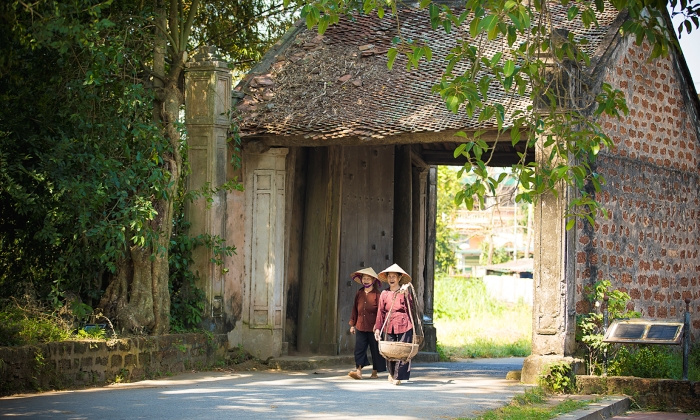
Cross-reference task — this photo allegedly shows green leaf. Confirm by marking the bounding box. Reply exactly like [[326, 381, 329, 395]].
[[479, 15, 497, 35], [470, 17, 482, 38], [503, 59, 515, 76], [387, 47, 398, 70], [443, 19, 452, 33], [430, 3, 440, 29], [318, 17, 329, 35], [490, 52, 503, 66], [446, 95, 461, 113], [510, 126, 521, 145]]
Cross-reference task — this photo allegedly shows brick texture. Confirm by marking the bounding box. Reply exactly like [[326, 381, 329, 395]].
[[0, 334, 229, 396], [575, 37, 700, 341]]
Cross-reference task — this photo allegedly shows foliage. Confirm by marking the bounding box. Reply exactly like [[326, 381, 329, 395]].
[[478, 241, 511, 265], [513, 386, 547, 406], [169, 216, 208, 332], [434, 275, 505, 320], [0, 0, 163, 308], [607, 344, 700, 381], [0, 0, 294, 333], [608, 345, 673, 379], [435, 166, 461, 273], [539, 362, 575, 394], [0, 300, 72, 346], [293, 0, 697, 229], [192, 0, 298, 73], [435, 340, 450, 361], [434, 274, 531, 358], [75, 326, 108, 340], [575, 279, 641, 375]]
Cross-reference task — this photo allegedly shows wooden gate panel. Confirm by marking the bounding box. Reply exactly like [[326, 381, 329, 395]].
[[337, 146, 394, 354]]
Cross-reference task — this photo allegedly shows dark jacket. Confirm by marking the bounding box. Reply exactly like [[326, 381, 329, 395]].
[[349, 287, 382, 332]]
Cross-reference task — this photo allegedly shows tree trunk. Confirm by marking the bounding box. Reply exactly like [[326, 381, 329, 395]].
[[97, 2, 184, 335]]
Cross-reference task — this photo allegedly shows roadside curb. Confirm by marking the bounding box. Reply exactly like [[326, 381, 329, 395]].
[[553, 396, 631, 420]]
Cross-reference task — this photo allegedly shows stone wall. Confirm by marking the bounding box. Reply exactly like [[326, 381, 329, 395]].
[[577, 375, 700, 411], [0, 334, 229, 396], [575, 36, 700, 339]]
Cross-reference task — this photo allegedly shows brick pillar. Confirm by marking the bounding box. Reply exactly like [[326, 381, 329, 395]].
[[184, 46, 231, 331]]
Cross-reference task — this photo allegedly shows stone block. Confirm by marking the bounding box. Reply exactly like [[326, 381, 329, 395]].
[[124, 354, 136, 367], [110, 354, 122, 368], [74, 342, 88, 354], [118, 340, 131, 352], [576, 375, 607, 394]]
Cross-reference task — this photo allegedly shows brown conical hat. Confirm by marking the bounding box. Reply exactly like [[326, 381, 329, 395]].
[[351, 267, 379, 284], [378, 263, 412, 285]]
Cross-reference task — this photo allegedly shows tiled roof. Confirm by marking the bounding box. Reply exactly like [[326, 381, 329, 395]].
[[234, 5, 621, 142]]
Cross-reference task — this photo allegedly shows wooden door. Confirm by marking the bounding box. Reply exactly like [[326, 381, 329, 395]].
[[337, 146, 394, 354]]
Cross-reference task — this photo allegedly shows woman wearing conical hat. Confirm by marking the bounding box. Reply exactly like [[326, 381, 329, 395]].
[[373, 263, 414, 385], [347, 267, 386, 380]]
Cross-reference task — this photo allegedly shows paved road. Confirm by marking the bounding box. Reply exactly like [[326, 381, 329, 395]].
[[0, 358, 528, 420]]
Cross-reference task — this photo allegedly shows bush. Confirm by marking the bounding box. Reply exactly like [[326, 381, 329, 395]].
[[0, 300, 72, 346], [539, 362, 575, 394], [575, 279, 641, 375], [608, 345, 673, 378]]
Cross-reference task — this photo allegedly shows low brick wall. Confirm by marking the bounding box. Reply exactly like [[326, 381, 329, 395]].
[[577, 375, 700, 411], [0, 333, 229, 396]]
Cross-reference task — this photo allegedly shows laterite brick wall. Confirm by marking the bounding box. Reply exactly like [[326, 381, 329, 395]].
[[575, 37, 700, 340], [0, 333, 229, 396]]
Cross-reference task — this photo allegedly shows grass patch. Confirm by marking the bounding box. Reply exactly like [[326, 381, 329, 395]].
[[467, 387, 594, 420], [434, 275, 531, 359]]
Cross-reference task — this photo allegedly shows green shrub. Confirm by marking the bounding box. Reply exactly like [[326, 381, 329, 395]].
[[0, 301, 71, 346], [575, 280, 640, 375], [75, 326, 107, 340], [608, 345, 673, 378], [539, 362, 575, 394]]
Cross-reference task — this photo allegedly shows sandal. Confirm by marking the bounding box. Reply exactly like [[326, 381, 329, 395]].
[[369, 370, 378, 379], [348, 371, 362, 380]]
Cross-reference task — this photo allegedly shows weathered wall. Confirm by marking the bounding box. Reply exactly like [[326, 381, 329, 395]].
[[576, 37, 700, 339], [0, 334, 228, 397], [577, 375, 700, 411]]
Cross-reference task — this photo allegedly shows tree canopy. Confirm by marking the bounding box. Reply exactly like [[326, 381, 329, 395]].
[[0, 0, 296, 334]]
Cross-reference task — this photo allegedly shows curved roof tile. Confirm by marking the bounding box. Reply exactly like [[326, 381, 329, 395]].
[[235, 5, 622, 141]]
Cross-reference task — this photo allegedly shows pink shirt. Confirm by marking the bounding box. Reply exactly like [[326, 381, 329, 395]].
[[373, 289, 414, 334]]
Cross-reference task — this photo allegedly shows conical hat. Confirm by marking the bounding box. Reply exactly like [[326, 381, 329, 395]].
[[378, 263, 412, 285], [351, 267, 379, 284]]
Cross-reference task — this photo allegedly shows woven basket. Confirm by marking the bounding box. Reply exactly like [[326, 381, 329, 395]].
[[378, 340, 420, 361]]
